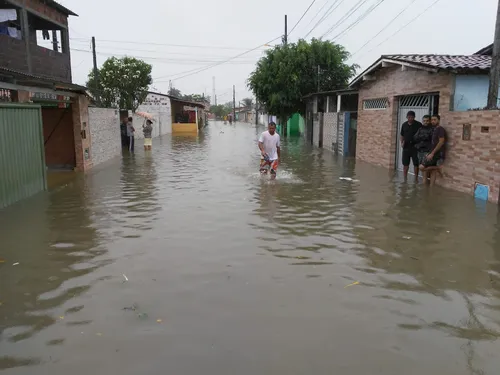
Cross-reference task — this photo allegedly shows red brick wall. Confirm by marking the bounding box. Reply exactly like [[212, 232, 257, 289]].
[[25, 0, 69, 25], [356, 65, 500, 203], [0, 36, 72, 82], [42, 107, 76, 168]]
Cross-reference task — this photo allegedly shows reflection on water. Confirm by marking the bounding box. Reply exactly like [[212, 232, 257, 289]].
[[1, 121, 500, 374]]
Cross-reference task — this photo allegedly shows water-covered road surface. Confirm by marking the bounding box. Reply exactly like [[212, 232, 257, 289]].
[[2, 122, 500, 374]]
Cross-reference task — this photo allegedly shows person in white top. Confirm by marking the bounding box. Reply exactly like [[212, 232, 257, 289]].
[[258, 122, 281, 179]]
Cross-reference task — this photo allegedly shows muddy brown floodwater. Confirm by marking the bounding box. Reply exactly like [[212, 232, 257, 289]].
[[1, 122, 500, 375]]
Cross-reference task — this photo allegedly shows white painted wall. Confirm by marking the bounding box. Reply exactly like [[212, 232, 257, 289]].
[[89, 107, 121, 167], [135, 92, 172, 136]]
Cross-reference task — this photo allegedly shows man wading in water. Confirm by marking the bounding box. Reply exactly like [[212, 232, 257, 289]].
[[258, 122, 280, 180]]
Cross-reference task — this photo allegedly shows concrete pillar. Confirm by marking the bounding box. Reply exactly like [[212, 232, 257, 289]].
[[72, 94, 93, 171]]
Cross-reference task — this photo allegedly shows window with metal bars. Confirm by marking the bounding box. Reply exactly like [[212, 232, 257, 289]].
[[363, 98, 388, 110], [399, 95, 430, 108]]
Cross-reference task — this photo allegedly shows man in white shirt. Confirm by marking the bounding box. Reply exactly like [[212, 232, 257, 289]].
[[258, 122, 281, 179]]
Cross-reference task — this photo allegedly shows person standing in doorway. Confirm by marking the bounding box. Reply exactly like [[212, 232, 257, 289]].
[[258, 122, 280, 180], [127, 117, 135, 152], [400, 111, 422, 182], [413, 115, 434, 183], [143, 119, 153, 151]]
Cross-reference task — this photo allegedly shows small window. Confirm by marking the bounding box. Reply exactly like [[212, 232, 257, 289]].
[[363, 98, 388, 110]]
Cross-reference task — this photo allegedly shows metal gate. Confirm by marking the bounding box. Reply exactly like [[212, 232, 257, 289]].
[[0, 104, 46, 209], [396, 95, 433, 172]]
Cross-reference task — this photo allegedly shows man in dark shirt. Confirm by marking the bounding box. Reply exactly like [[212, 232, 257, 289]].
[[423, 114, 446, 185], [400, 111, 422, 181]]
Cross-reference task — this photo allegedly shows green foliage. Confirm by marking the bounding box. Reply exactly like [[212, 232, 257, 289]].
[[241, 97, 254, 107], [168, 87, 182, 97], [248, 39, 358, 120], [210, 103, 233, 118], [87, 56, 152, 111]]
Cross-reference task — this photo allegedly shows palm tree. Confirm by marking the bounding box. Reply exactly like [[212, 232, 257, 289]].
[[241, 97, 253, 108]]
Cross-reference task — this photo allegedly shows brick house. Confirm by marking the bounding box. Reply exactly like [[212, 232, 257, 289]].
[[350, 46, 500, 203], [0, 0, 94, 173]]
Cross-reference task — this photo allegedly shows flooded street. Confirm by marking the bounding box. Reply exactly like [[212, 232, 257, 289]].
[[2, 121, 500, 374]]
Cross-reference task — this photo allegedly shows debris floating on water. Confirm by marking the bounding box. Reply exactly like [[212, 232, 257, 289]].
[[12, 262, 19, 266], [403, 236, 412, 240], [339, 177, 359, 182], [122, 274, 129, 282], [157, 319, 162, 323], [345, 281, 360, 288], [410, 256, 419, 261]]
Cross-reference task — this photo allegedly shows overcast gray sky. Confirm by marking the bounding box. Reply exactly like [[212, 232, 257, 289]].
[[60, 0, 497, 104]]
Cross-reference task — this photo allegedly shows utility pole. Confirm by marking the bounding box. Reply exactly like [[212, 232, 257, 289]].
[[212, 76, 216, 106], [233, 85, 236, 122], [255, 101, 259, 125], [284, 15, 288, 45], [488, 0, 500, 108], [317, 65, 321, 92], [91, 36, 100, 105]]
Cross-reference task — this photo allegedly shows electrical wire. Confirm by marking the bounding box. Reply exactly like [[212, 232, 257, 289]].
[[329, 0, 386, 41], [70, 37, 268, 51], [152, 35, 282, 83], [351, 0, 419, 57], [288, 0, 317, 36], [70, 48, 259, 65], [70, 40, 264, 59], [356, 0, 443, 58], [303, 0, 345, 39], [320, 0, 370, 39], [303, 0, 331, 31]]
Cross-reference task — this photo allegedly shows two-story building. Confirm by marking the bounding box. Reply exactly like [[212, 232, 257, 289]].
[[0, 0, 92, 209]]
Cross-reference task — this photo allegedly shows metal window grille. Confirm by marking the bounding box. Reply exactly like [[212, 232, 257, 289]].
[[399, 95, 430, 108], [363, 98, 388, 110]]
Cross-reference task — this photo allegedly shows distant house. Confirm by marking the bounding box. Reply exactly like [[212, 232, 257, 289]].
[[303, 89, 358, 156], [350, 45, 500, 203]]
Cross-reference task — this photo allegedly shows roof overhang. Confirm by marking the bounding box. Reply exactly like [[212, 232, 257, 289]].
[[303, 88, 358, 99], [0, 67, 87, 97], [349, 57, 438, 88]]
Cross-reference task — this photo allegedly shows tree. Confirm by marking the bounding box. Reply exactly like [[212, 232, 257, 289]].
[[87, 56, 152, 111], [210, 104, 232, 118], [248, 39, 357, 122], [241, 97, 254, 108], [168, 87, 182, 98]]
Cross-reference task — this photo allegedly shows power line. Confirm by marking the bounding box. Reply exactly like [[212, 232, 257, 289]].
[[328, 0, 386, 41], [288, 0, 317, 36], [153, 35, 282, 83], [320, 0, 370, 39], [356, 0, 443, 59], [303, 0, 331, 31], [70, 37, 268, 51], [70, 48, 259, 65], [304, 0, 345, 39], [351, 0, 419, 57], [70, 40, 264, 58]]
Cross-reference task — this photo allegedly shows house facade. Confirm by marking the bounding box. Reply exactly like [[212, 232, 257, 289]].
[[351, 47, 500, 203], [304, 89, 358, 156]]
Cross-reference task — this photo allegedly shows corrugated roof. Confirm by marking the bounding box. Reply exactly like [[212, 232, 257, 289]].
[[383, 54, 491, 71]]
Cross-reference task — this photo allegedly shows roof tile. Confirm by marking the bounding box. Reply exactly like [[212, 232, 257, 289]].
[[384, 54, 491, 71]]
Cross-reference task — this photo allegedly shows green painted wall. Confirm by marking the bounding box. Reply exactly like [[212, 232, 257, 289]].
[[0, 104, 46, 209]]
